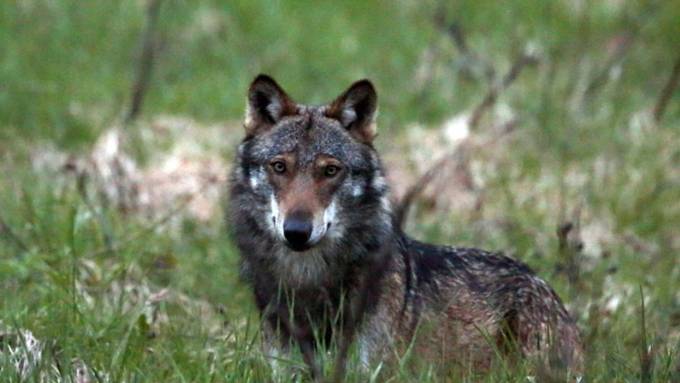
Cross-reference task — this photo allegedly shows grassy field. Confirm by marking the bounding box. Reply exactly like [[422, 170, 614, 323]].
[[1, 1, 679, 381]]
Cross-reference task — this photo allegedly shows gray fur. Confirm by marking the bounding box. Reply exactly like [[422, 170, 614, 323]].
[[227, 75, 583, 380]]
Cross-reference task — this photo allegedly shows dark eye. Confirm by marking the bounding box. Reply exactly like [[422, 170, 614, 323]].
[[271, 161, 286, 174], [324, 165, 340, 178]]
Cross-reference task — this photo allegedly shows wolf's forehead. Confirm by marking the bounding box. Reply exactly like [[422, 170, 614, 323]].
[[259, 117, 366, 165]]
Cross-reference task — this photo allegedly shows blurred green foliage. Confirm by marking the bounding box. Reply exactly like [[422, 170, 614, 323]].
[[4, 1, 676, 147], [1, 1, 679, 381]]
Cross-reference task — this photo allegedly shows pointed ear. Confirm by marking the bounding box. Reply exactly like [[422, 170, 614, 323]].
[[326, 79, 378, 144], [245, 74, 297, 136]]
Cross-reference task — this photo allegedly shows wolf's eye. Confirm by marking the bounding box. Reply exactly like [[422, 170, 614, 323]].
[[271, 161, 287, 174], [324, 165, 340, 178]]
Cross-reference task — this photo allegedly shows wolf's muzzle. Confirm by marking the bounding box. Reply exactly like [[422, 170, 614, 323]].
[[283, 216, 313, 251]]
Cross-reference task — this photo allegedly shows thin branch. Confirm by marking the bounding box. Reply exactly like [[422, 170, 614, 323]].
[[445, 23, 496, 81], [584, 4, 659, 101], [125, 0, 163, 124], [653, 54, 680, 123], [393, 150, 463, 227], [433, 13, 496, 82], [394, 124, 515, 229], [394, 49, 536, 227], [0, 213, 29, 253], [556, 218, 583, 293], [446, 22, 469, 55], [468, 51, 538, 129], [584, 32, 634, 98], [638, 285, 653, 383]]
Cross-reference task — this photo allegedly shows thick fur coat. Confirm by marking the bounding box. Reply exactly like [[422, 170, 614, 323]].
[[228, 75, 582, 380]]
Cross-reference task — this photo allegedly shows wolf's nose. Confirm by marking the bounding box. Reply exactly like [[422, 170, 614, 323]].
[[283, 218, 313, 251]]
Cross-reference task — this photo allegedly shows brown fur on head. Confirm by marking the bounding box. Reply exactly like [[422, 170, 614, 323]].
[[240, 74, 384, 253], [267, 152, 344, 220]]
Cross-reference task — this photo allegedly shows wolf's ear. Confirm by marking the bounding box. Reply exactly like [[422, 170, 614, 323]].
[[245, 74, 296, 136], [326, 80, 378, 144]]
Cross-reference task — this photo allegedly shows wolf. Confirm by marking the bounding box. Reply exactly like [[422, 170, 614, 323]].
[[228, 74, 583, 381]]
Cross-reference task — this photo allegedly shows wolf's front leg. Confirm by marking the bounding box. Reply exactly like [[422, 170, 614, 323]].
[[262, 311, 323, 382], [261, 321, 293, 381]]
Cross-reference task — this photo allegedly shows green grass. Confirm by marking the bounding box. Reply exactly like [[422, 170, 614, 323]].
[[1, 1, 679, 381]]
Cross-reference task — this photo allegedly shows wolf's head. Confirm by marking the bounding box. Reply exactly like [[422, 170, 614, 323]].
[[231, 75, 391, 264]]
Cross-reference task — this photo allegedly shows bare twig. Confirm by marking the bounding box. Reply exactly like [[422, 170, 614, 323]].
[[584, 32, 635, 98], [125, 0, 163, 124], [583, 4, 660, 101], [394, 50, 534, 228], [0, 214, 29, 253], [556, 218, 583, 292], [652, 54, 680, 123], [445, 23, 496, 81], [432, 12, 495, 82], [445, 22, 469, 55], [638, 286, 654, 383], [394, 124, 515, 229], [394, 149, 465, 227], [399, 11, 538, 228], [468, 51, 538, 129]]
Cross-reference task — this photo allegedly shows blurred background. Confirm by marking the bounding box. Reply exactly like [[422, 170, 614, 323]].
[[1, 1, 679, 381]]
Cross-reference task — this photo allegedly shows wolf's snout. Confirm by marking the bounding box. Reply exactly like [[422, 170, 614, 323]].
[[283, 217, 313, 251]]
